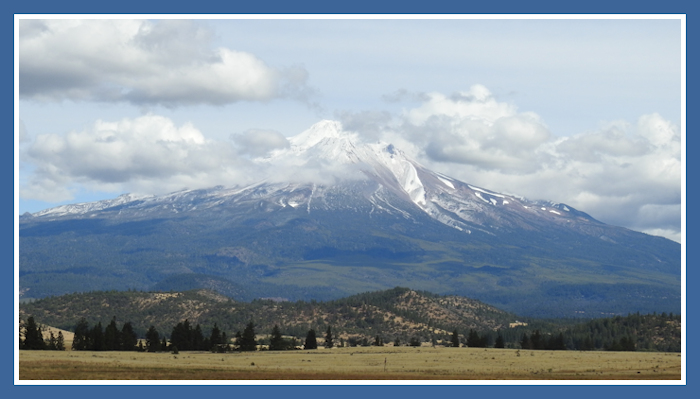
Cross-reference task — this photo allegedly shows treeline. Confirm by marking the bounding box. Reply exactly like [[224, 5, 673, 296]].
[[19, 316, 66, 350], [20, 312, 680, 354], [137, 321, 327, 353], [20, 316, 330, 353], [71, 317, 139, 351], [562, 312, 680, 352], [459, 312, 681, 352], [70, 317, 239, 353]]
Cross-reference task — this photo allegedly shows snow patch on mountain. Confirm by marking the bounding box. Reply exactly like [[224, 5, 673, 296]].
[[437, 176, 455, 189], [468, 185, 505, 199], [30, 193, 151, 218]]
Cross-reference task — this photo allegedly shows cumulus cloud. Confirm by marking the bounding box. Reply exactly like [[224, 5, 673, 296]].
[[385, 86, 681, 241], [404, 85, 517, 126], [20, 114, 258, 202], [335, 110, 392, 141], [18, 79, 682, 242], [19, 19, 312, 106], [231, 128, 290, 157], [395, 85, 552, 173]]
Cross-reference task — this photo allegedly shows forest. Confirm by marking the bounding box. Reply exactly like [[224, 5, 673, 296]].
[[19, 310, 681, 353]]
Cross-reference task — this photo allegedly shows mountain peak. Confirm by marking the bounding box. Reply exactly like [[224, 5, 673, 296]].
[[19, 119, 680, 317], [288, 119, 350, 152]]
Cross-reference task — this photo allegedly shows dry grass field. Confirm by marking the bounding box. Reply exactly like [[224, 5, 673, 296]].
[[18, 346, 681, 381]]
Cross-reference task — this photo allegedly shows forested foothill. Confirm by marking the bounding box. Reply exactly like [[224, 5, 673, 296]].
[[18, 287, 681, 353]]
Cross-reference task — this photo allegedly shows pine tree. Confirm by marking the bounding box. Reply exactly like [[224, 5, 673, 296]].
[[91, 322, 105, 351], [120, 322, 138, 351], [193, 324, 205, 350], [145, 325, 160, 352], [182, 319, 192, 349], [210, 323, 222, 347], [240, 322, 257, 351], [620, 335, 636, 351], [325, 326, 333, 348], [304, 329, 318, 349], [72, 318, 90, 351], [531, 330, 543, 350], [47, 331, 57, 350], [494, 333, 505, 349], [466, 329, 482, 348], [269, 325, 285, 351], [56, 331, 66, 351], [520, 332, 531, 350], [23, 317, 46, 350], [104, 317, 120, 351], [451, 330, 460, 348], [551, 332, 566, 350], [170, 321, 191, 351]]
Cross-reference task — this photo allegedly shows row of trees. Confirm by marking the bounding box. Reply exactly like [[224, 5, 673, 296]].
[[21, 315, 652, 353], [143, 322, 328, 352], [520, 330, 568, 351], [72, 317, 138, 351], [562, 312, 677, 351], [445, 329, 505, 348], [448, 328, 634, 352], [19, 317, 65, 350], [20, 315, 334, 353]]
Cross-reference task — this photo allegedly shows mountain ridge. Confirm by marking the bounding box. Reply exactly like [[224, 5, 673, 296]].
[[19, 120, 681, 318]]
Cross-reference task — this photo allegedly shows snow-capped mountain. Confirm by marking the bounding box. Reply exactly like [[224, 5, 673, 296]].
[[25, 120, 597, 238], [19, 120, 681, 318]]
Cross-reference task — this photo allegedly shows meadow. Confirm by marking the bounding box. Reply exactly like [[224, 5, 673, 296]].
[[19, 346, 681, 380]]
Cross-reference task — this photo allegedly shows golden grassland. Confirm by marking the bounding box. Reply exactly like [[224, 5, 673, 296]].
[[18, 346, 682, 381]]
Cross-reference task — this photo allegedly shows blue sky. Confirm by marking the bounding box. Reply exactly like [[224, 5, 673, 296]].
[[16, 16, 683, 242]]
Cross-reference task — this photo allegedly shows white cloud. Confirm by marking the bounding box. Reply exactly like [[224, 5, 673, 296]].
[[17, 77, 682, 242], [335, 110, 393, 141], [231, 128, 290, 157], [396, 85, 552, 173], [389, 88, 681, 241], [19, 19, 311, 106], [404, 85, 517, 126], [21, 114, 258, 202]]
